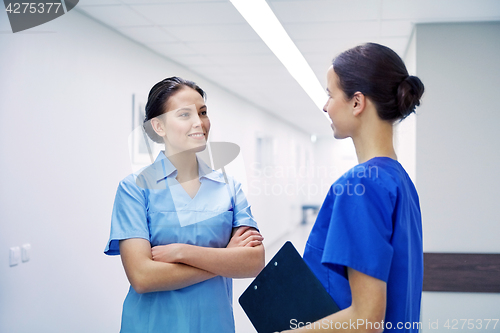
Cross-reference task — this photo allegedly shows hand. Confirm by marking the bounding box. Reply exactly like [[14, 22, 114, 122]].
[[151, 243, 184, 263], [227, 226, 264, 248]]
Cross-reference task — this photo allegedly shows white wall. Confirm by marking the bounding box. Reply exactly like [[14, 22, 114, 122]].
[[310, 136, 358, 202], [0, 9, 313, 333], [414, 22, 500, 331], [395, 28, 418, 183]]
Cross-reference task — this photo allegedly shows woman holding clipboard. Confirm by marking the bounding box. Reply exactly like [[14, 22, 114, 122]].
[[280, 43, 424, 332]]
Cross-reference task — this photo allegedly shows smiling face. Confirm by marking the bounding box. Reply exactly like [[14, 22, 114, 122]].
[[324, 66, 356, 139], [153, 86, 210, 155]]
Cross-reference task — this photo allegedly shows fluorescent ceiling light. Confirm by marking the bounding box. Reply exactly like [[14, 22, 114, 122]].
[[230, 0, 329, 121]]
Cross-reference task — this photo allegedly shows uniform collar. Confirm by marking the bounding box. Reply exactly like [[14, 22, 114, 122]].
[[154, 151, 226, 184]]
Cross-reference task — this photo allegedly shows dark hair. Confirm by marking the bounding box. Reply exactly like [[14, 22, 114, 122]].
[[143, 77, 206, 143], [332, 43, 424, 121]]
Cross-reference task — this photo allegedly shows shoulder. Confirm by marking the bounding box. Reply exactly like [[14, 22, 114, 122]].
[[332, 158, 400, 201], [123, 162, 167, 191], [118, 173, 138, 188], [116, 164, 157, 194], [114, 173, 144, 199]]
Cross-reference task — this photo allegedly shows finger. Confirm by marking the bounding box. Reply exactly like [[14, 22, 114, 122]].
[[238, 227, 261, 237], [241, 227, 260, 235], [247, 234, 264, 241], [239, 230, 262, 240], [245, 240, 263, 247], [247, 230, 264, 240], [151, 247, 163, 260], [233, 226, 250, 238], [241, 235, 264, 247]]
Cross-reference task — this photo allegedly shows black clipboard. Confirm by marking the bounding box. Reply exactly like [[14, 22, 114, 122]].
[[239, 241, 340, 333]]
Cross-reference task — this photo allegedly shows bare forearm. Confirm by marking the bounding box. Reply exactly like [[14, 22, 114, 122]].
[[177, 244, 265, 278], [131, 261, 216, 294], [119, 239, 216, 294], [285, 307, 383, 333], [282, 268, 386, 333]]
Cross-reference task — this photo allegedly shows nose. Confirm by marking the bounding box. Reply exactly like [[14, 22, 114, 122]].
[[192, 113, 203, 128], [323, 100, 328, 113]]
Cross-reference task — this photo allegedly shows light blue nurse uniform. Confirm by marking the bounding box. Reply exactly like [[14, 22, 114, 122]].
[[105, 152, 258, 333]]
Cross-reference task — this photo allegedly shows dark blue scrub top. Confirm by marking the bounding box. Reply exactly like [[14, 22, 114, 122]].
[[304, 157, 423, 332]]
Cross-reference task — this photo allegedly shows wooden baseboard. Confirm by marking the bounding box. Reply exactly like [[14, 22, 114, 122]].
[[423, 253, 500, 293]]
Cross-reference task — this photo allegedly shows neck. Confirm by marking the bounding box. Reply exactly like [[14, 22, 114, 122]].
[[164, 149, 199, 182], [352, 120, 397, 164]]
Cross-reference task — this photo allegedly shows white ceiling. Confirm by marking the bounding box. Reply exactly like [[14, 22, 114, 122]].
[[76, 0, 500, 136]]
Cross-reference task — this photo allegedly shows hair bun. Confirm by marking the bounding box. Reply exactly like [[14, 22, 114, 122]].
[[397, 76, 424, 119]]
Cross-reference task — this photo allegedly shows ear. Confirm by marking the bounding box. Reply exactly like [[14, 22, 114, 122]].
[[351, 92, 366, 117], [150, 117, 166, 138]]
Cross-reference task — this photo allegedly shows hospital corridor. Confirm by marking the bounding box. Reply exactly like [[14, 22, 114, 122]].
[[1, 1, 500, 332]]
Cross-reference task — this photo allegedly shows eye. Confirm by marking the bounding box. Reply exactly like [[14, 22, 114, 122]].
[[180, 113, 190, 117], [200, 111, 208, 116]]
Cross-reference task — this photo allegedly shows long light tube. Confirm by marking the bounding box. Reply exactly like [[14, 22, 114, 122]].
[[230, 0, 329, 119]]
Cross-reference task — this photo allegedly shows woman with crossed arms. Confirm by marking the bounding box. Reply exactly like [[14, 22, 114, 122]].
[[105, 77, 264, 333]]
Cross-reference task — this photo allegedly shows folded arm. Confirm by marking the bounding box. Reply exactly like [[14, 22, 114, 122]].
[[119, 238, 216, 294], [152, 226, 265, 278]]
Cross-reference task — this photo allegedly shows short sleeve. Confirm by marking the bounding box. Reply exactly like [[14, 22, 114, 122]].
[[229, 177, 259, 231], [321, 176, 395, 282], [104, 174, 150, 255]]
